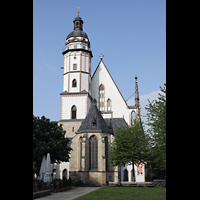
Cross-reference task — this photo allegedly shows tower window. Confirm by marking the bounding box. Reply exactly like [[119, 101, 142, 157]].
[[73, 64, 77, 70], [71, 105, 76, 119], [72, 79, 77, 87]]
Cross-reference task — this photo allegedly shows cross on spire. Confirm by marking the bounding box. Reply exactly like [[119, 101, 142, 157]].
[[76, 6, 80, 16], [99, 53, 104, 60]]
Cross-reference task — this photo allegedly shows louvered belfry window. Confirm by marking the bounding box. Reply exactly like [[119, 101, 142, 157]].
[[89, 135, 98, 170]]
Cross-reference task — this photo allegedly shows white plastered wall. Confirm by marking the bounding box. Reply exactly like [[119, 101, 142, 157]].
[[91, 61, 134, 125]]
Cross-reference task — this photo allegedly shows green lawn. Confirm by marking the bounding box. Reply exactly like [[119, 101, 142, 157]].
[[74, 186, 166, 200]]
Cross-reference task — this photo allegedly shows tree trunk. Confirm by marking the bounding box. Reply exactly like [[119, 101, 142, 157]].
[[132, 160, 135, 182]]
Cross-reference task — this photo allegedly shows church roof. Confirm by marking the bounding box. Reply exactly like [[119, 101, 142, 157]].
[[76, 103, 113, 134], [67, 15, 89, 40], [104, 118, 127, 135], [67, 30, 88, 40]]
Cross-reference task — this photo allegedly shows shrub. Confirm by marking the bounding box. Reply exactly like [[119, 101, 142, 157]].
[[53, 179, 57, 189], [58, 179, 62, 189], [38, 180, 42, 190], [68, 177, 72, 186]]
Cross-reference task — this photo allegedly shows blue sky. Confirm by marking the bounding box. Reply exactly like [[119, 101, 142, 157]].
[[33, 0, 166, 127]]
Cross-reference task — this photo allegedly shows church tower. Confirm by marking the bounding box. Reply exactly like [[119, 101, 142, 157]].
[[59, 14, 93, 134]]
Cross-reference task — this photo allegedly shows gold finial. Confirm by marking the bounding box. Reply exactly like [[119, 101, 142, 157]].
[[76, 6, 80, 15]]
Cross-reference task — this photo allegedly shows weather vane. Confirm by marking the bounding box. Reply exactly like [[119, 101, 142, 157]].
[[76, 6, 80, 15]]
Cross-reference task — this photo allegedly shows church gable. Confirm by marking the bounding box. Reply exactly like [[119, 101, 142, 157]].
[[91, 60, 131, 122]]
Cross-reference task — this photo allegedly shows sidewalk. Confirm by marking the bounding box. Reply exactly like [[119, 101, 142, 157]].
[[35, 187, 100, 200]]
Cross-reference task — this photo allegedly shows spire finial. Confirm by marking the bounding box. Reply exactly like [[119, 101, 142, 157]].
[[76, 6, 80, 16], [99, 53, 104, 60]]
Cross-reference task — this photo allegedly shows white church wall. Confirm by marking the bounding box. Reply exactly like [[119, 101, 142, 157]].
[[57, 162, 70, 180], [61, 95, 89, 119], [91, 61, 133, 125], [81, 73, 89, 92], [63, 74, 68, 92], [120, 162, 145, 182]]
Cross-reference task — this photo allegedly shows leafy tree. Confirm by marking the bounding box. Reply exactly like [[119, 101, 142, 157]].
[[33, 115, 72, 173], [145, 83, 166, 176], [109, 119, 150, 181]]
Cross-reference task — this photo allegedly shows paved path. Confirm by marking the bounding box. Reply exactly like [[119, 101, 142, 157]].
[[35, 187, 100, 200]]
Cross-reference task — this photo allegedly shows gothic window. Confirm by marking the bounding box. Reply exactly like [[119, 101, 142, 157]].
[[71, 105, 76, 119], [105, 137, 108, 171], [89, 135, 98, 170], [72, 79, 77, 87], [80, 137, 83, 171], [73, 64, 77, 70], [99, 84, 105, 111], [107, 99, 112, 111]]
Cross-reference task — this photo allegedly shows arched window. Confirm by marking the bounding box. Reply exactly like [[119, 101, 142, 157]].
[[62, 169, 67, 180], [105, 137, 108, 171], [107, 99, 112, 111], [72, 79, 77, 87], [99, 84, 105, 111], [80, 137, 83, 171], [71, 105, 76, 119], [89, 135, 98, 170]]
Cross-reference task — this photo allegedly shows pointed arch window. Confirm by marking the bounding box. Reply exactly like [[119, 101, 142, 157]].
[[71, 105, 76, 119], [107, 99, 112, 111], [80, 137, 83, 171], [89, 135, 98, 170], [99, 84, 105, 111], [72, 79, 77, 87], [105, 136, 108, 171]]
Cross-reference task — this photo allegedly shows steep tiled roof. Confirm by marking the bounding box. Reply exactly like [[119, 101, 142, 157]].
[[76, 103, 113, 134], [104, 118, 127, 135]]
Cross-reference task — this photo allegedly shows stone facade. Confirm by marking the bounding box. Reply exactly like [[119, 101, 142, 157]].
[[69, 132, 118, 186]]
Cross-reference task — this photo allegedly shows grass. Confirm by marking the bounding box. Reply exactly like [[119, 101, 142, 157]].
[[74, 186, 166, 200]]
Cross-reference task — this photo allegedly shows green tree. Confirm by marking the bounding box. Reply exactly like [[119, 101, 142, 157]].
[[145, 83, 166, 176], [33, 115, 72, 173], [109, 119, 150, 181]]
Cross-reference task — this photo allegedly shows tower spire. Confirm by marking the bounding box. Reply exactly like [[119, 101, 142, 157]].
[[135, 75, 140, 108], [135, 75, 141, 120]]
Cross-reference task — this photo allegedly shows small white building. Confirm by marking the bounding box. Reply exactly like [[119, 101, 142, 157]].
[[56, 14, 144, 183]]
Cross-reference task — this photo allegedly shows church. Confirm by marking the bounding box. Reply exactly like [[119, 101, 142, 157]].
[[55, 14, 145, 185]]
